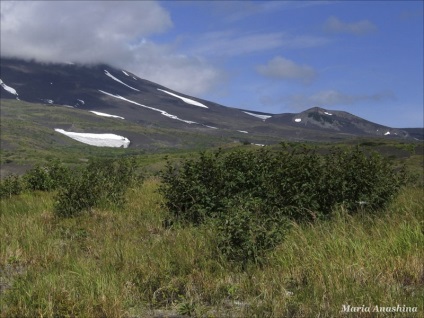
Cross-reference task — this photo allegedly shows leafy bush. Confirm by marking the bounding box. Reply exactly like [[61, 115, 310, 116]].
[[0, 174, 24, 198], [161, 145, 406, 223], [214, 195, 290, 266], [54, 157, 140, 217], [318, 147, 407, 212], [24, 160, 71, 191], [159, 144, 406, 264]]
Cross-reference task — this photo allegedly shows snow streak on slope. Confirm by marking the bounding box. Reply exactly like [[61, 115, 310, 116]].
[[157, 89, 208, 108], [243, 111, 272, 120], [0, 79, 18, 96], [54, 129, 130, 148], [89, 111, 125, 119], [104, 70, 140, 91], [99, 90, 197, 124]]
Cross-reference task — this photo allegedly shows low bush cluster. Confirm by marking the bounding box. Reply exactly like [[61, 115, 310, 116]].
[[25, 160, 72, 191], [54, 157, 141, 217], [159, 144, 407, 265], [0, 160, 71, 198], [1, 158, 142, 217], [0, 174, 24, 198]]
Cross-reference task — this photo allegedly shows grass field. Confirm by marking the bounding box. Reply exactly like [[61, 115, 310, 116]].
[[1, 178, 423, 317], [1, 100, 423, 316]]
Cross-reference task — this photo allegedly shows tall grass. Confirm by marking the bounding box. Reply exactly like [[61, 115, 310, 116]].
[[1, 181, 423, 317]]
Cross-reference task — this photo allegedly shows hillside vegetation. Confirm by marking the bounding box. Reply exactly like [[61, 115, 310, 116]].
[[1, 145, 423, 317]]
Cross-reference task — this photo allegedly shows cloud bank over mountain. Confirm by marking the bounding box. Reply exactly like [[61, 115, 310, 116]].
[[0, 1, 222, 96], [1, 1, 171, 63]]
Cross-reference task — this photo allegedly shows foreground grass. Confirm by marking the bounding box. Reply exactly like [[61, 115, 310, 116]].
[[1, 180, 423, 317]]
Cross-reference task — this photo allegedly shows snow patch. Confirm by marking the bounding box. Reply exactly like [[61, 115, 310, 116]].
[[54, 129, 130, 148], [77, 99, 85, 105], [237, 130, 248, 134], [104, 70, 140, 91], [294, 118, 302, 122], [204, 125, 218, 129], [384, 131, 391, 136], [122, 70, 129, 76], [253, 143, 265, 147], [243, 111, 272, 120], [0, 78, 18, 96], [99, 90, 197, 124], [157, 89, 208, 108], [89, 111, 124, 119], [324, 111, 333, 116]]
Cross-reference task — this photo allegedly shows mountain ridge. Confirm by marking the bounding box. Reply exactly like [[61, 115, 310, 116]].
[[1, 57, 421, 149]]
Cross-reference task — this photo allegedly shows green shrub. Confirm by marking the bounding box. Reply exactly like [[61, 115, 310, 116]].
[[159, 145, 407, 264], [160, 145, 406, 223], [318, 147, 407, 213], [214, 195, 290, 266], [0, 174, 24, 198], [24, 160, 71, 191], [54, 157, 140, 217]]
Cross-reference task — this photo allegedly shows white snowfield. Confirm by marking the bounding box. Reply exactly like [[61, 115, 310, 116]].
[[237, 130, 249, 134], [384, 131, 391, 135], [89, 111, 125, 119], [122, 70, 129, 76], [0, 78, 18, 96], [243, 111, 272, 120], [324, 111, 333, 116], [157, 89, 208, 108], [54, 129, 130, 148], [295, 118, 302, 122], [99, 90, 197, 124], [77, 99, 85, 105], [104, 70, 140, 91]]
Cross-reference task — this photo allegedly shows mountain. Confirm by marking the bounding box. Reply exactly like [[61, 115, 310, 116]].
[[0, 57, 417, 151], [399, 128, 424, 141]]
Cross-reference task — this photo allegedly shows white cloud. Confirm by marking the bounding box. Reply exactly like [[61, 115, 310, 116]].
[[189, 31, 329, 57], [256, 56, 316, 83], [128, 41, 226, 96], [0, 1, 224, 96], [260, 89, 396, 111], [280, 90, 395, 110], [186, 1, 334, 24], [0, 1, 172, 64], [324, 16, 377, 35]]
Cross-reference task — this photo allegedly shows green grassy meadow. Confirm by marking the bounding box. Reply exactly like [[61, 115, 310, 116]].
[[1, 178, 423, 317]]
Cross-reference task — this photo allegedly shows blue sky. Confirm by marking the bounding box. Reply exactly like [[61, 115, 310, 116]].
[[1, 1, 423, 127], [157, 1, 423, 128]]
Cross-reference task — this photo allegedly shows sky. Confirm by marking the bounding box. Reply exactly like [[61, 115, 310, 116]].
[[1, 1, 423, 128]]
